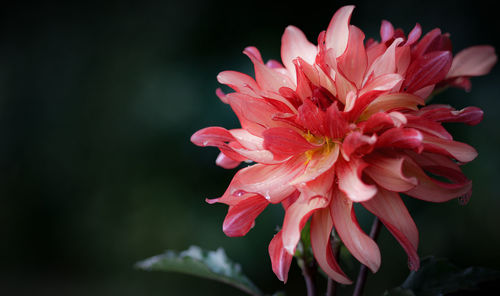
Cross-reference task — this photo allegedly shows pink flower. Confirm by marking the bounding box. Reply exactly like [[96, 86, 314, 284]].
[[191, 5, 496, 283]]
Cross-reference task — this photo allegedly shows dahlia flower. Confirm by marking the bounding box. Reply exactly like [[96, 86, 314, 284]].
[[191, 5, 496, 284]]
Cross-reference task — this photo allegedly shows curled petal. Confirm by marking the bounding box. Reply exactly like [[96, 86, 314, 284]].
[[380, 20, 394, 43], [216, 152, 241, 169], [376, 128, 423, 150], [331, 189, 381, 272], [310, 207, 352, 284], [364, 154, 418, 192], [223, 195, 269, 237], [403, 156, 472, 202], [342, 131, 377, 161], [417, 105, 484, 126], [269, 231, 293, 282], [337, 157, 377, 202], [362, 188, 420, 270], [325, 102, 349, 139], [447, 45, 497, 78]]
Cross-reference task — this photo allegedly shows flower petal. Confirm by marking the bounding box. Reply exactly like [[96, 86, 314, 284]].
[[223, 195, 269, 237], [361, 93, 424, 119], [244, 46, 294, 93], [217, 70, 259, 96], [325, 5, 355, 58], [281, 25, 317, 83], [447, 45, 497, 78], [337, 25, 367, 88], [263, 127, 318, 160], [362, 188, 419, 270], [376, 128, 423, 150], [342, 131, 376, 161], [282, 200, 329, 255], [364, 154, 418, 192], [269, 231, 293, 282], [337, 157, 377, 202], [310, 207, 352, 284], [403, 156, 472, 202], [331, 189, 381, 272], [216, 152, 241, 169], [403, 51, 452, 93], [421, 133, 478, 163]]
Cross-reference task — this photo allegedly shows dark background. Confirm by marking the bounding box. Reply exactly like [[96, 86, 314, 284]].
[[1, 1, 499, 295]]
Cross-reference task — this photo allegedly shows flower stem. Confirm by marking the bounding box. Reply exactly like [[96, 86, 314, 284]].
[[326, 234, 341, 296], [299, 256, 317, 296], [352, 217, 381, 296]]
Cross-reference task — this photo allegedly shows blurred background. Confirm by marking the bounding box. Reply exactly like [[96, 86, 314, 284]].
[[1, 0, 499, 295]]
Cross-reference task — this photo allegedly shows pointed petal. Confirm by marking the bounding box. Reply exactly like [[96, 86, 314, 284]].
[[337, 25, 367, 88], [223, 195, 269, 237], [331, 189, 381, 272], [325, 102, 349, 139], [362, 189, 420, 270], [364, 38, 403, 84], [310, 208, 352, 284], [297, 99, 327, 136], [244, 47, 294, 93], [281, 25, 317, 82], [447, 45, 497, 78], [417, 105, 483, 126], [269, 231, 293, 282], [325, 5, 355, 58], [380, 20, 394, 43], [337, 157, 377, 202]]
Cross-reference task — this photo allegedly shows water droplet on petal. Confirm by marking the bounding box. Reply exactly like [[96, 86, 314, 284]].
[[233, 190, 246, 197]]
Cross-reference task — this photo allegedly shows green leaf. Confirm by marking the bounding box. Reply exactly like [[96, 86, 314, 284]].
[[135, 246, 263, 296], [384, 256, 500, 296]]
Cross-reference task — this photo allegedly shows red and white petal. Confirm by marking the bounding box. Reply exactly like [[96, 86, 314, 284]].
[[421, 133, 478, 163], [361, 93, 424, 119], [244, 47, 295, 93], [281, 192, 329, 255], [337, 157, 377, 202], [216, 157, 306, 205], [403, 157, 472, 202], [263, 127, 319, 160], [281, 25, 318, 82], [269, 231, 293, 282], [291, 143, 339, 185], [342, 131, 377, 161], [403, 51, 452, 93], [364, 154, 418, 192], [362, 188, 420, 270], [217, 70, 260, 96], [331, 189, 381, 272], [310, 207, 352, 284], [325, 5, 355, 58], [376, 128, 423, 150], [337, 25, 367, 88], [223, 195, 269, 237]]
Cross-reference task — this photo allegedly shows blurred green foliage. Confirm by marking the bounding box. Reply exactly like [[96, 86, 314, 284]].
[[0, 1, 499, 295]]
